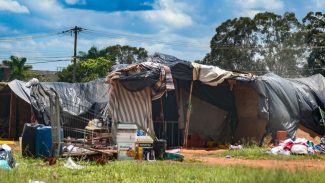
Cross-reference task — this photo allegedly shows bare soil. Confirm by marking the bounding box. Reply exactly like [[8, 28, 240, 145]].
[[181, 149, 325, 170]]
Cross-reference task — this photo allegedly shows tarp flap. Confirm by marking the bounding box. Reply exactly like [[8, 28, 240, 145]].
[[8, 80, 31, 104], [192, 63, 255, 86], [254, 73, 324, 137]]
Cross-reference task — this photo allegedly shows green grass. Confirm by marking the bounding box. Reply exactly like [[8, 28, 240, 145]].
[[216, 146, 325, 160], [1, 153, 325, 183]]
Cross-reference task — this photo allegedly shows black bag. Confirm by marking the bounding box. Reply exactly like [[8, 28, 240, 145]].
[[0, 148, 15, 168]]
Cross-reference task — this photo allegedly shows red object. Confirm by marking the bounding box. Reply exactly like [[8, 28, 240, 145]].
[[187, 134, 202, 148], [276, 131, 287, 142]]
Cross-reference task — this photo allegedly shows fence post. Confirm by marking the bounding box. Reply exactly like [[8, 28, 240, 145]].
[[50, 89, 61, 157]]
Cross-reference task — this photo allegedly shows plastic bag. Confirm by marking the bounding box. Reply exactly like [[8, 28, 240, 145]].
[[291, 144, 308, 155], [0, 148, 15, 169]]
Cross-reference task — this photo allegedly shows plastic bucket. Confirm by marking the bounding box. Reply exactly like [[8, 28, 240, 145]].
[[153, 139, 167, 160], [276, 131, 287, 142]]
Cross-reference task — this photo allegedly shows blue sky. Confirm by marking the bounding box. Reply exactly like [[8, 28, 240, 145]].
[[0, 0, 324, 70]]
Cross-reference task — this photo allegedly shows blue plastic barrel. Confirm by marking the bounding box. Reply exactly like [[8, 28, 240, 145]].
[[22, 123, 63, 158]]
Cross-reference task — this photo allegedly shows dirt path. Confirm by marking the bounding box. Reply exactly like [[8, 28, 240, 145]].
[[181, 149, 325, 170]]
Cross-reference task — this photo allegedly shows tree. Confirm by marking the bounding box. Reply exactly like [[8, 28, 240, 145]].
[[79, 57, 115, 82], [58, 45, 148, 82], [79, 45, 148, 64], [105, 45, 148, 64], [202, 17, 260, 71], [302, 12, 325, 76], [58, 57, 114, 82], [254, 12, 304, 76], [2, 55, 32, 81], [201, 12, 306, 77]]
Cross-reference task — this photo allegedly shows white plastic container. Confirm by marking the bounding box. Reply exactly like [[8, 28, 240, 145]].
[[117, 141, 136, 160], [116, 124, 137, 160]]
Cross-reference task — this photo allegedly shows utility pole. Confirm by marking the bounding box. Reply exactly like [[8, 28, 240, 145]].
[[62, 26, 85, 82]]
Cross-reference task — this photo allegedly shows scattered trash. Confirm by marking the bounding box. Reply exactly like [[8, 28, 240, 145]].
[[166, 149, 181, 154], [270, 146, 290, 156], [0, 144, 15, 170], [225, 155, 231, 159], [291, 144, 308, 155], [51, 172, 58, 179], [43, 157, 57, 166], [28, 180, 45, 183], [164, 152, 184, 161], [270, 137, 325, 155], [0, 160, 11, 170], [25, 78, 39, 88], [229, 145, 242, 150], [64, 157, 84, 170]]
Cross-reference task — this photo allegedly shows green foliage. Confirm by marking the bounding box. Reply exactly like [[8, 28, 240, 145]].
[[79, 45, 148, 64], [79, 57, 114, 82], [302, 12, 325, 76], [201, 11, 325, 77], [2, 55, 32, 81], [58, 57, 114, 82], [58, 45, 148, 82], [25, 70, 57, 82]]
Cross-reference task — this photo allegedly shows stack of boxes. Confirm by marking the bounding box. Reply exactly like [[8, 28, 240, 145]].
[[116, 124, 154, 160]]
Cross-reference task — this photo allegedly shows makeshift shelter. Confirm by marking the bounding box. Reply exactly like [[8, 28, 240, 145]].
[[0, 82, 31, 139], [106, 53, 325, 147], [0, 79, 110, 139]]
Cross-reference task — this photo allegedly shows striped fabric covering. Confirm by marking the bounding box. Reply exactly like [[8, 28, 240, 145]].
[[108, 81, 155, 136]]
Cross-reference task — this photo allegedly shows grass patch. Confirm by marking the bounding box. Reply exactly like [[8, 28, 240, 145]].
[[217, 146, 325, 160], [1, 153, 325, 182]]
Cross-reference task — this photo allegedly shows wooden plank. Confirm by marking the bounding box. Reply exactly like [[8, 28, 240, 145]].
[[8, 92, 16, 139], [183, 81, 193, 148]]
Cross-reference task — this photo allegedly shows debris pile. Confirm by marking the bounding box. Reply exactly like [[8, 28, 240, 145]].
[[270, 137, 325, 155]]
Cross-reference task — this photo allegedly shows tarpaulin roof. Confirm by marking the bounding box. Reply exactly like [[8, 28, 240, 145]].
[[254, 73, 325, 138], [6, 79, 109, 125]]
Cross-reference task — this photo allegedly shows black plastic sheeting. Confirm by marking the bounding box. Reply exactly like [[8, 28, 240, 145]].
[[30, 79, 109, 126], [254, 73, 325, 138], [177, 80, 238, 133], [118, 64, 161, 91], [148, 53, 193, 81], [111, 53, 193, 91], [0, 148, 15, 169]]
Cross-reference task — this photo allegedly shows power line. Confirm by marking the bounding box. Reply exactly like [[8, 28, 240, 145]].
[[26, 59, 71, 65], [0, 56, 72, 59], [62, 26, 86, 82], [83, 30, 210, 49]]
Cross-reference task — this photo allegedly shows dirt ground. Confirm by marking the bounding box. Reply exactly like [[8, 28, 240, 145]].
[[181, 149, 325, 170]]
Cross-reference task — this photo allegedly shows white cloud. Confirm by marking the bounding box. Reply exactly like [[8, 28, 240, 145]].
[[310, 0, 325, 9], [65, 0, 86, 5], [236, 0, 284, 10], [233, 0, 284, 17], [0, 0, 29, 13], [143, 0, 193, 29]]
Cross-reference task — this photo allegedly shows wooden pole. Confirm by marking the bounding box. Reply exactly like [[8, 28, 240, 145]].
[[183, 81, 193, 147], [8, 91, 14, 139], [159, 97, 165, 138]]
